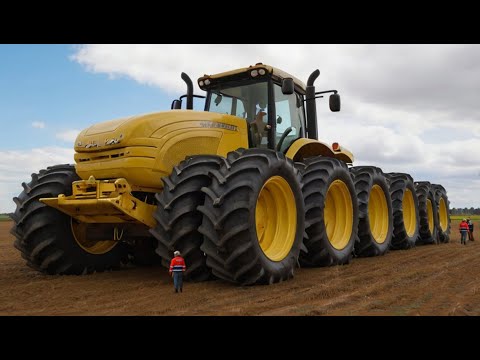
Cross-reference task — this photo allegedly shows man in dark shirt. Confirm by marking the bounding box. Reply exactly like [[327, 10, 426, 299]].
[[467, 218, 474, 242]]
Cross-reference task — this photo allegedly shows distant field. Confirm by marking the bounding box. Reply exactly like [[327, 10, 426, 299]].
[[0, 215, 10, 222], [451, 215, 480, 220]]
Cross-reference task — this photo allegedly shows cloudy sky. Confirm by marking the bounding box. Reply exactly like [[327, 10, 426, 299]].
[[1, 44, 479, 213]]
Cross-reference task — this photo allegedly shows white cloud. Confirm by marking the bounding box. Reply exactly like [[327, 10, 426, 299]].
[[32, 121, 45, 129], [72, 44, 349, 94], [56, 129, 80, 142], [67, 44, 480, 208], [0, 147, 74, 213]]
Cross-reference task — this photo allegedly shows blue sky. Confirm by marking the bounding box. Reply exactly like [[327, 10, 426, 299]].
[[1, 44, 479, 212], [0, 44, 172, 150]]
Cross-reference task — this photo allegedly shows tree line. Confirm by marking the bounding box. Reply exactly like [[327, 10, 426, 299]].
[[450, 208, 480, 215]]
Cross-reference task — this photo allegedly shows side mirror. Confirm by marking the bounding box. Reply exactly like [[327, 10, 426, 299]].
[[276, 115, 283, 124], [282, 78, 294, 95], [214, 94, 223, 106], [171, 99, 182, 110], [329, 93, 341, 112]]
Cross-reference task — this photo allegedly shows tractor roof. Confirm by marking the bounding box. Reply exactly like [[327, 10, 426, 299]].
[[198, 63, 307, 92]]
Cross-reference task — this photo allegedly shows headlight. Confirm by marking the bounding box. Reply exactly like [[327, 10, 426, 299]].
[[258, 69, 266, 75], [250, 70, 258, 77]]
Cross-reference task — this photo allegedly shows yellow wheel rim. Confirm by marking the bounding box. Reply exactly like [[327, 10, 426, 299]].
[[438, 197, 448, 231], [256, 176, 297, 261], [403, 189, 416, 237], [71, 220, 118, 255], [369, 184, 389, 244], [324, 180, 353, 250], [427, 198, 434, 234]]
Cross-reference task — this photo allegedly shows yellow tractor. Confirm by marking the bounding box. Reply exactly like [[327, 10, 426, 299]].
[[10, 63, 451, 285]]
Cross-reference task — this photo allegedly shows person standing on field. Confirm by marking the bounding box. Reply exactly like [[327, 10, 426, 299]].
[[467, 218, 474, 242], [459, 219, 469, 245], [169, 250, 186, 293]]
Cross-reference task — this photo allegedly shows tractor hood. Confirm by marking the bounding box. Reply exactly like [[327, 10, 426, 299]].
[[73, 110, 248, 190], [74, 110, 246, 153]]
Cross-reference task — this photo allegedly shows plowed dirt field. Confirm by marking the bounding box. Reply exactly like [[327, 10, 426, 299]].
[[1, 220, 479, 315]]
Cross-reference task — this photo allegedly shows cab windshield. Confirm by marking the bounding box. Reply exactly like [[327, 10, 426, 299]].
[[206, 81, 268, 122], [205, 79, 305, 151], [207, 80, 269, 147]]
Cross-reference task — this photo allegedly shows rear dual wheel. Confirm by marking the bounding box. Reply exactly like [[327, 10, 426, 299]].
[[432, 184, 451, 243], [350, 166, 393, 257], [387, 173, 420, 250], [298, 157, 359, 267], [415, 181, 439, 245]]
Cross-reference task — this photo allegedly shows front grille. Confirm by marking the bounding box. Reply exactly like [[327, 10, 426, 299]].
[[78, 152, 125, 162]]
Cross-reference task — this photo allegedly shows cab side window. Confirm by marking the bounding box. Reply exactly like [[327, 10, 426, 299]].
[[274, 84, 305, 152], [210, 93, 247, 119]]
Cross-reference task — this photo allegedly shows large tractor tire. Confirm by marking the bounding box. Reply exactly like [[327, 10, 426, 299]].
[[432, 184, 451, 243], [198, 148, 304, 285], [387, 173, 420, 250], [415, 181, 439, 245], [150, 155, 225, 282], [10, 164, 129, 274], [299, 157, 359, 267], [350, 166, 393, 257]]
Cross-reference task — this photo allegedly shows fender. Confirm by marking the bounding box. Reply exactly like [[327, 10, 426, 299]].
[[285, 138, 354, 164]]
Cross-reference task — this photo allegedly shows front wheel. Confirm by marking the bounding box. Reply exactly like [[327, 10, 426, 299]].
[[150, 155, 225, 281], [199, 148, 305, 285], [10, 164, 129, 274]]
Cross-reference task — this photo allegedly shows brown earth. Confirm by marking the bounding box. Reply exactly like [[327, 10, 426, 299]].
[[1, 220, 479, 316]]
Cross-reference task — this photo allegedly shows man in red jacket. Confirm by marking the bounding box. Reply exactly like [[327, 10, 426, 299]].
[[459, 219, 469, 245], [169, 251, 186, 293]]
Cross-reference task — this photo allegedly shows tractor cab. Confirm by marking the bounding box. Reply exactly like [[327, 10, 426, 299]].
[[172, 64, 312, 153], [199, 64, 307, 153], [172, 63, 342, 154]]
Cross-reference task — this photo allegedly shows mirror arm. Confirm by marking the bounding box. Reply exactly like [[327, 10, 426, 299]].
[[172, 94, 206, 109], [314, 90, 338, 95], [179, 94, 206, 100], [304, 90, 338, 102]]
